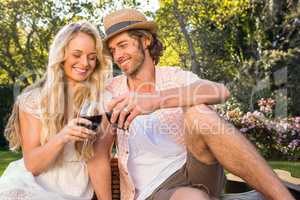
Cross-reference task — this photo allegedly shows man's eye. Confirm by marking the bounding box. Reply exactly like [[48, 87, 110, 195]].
[[120, 43, 127, 48]]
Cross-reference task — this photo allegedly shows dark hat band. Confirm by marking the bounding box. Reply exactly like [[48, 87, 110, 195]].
[[106, 20, 143, 36]]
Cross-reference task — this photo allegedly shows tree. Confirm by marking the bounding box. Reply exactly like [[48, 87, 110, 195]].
[[156, 0, 250, 81], [173, 0, 201, 75], [156, 0, 300, 115]]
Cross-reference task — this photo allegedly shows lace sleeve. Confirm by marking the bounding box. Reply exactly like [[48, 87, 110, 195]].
[[17, 88, 42, 119]]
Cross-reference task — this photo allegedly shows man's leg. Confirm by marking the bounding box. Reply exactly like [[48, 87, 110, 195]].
[[145, 148, 224, 200], [183, 104, 294, 200], [170, 187, 212, 200]]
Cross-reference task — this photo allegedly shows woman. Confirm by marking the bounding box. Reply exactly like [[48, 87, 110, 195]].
[[0, 21, 114, 200]]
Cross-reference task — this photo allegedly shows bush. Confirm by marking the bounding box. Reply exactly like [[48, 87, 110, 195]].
[[0, 85, 14, 149], [217, 97, 300, 160]]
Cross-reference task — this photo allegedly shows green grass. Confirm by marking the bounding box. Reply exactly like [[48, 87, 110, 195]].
[[268, 161, 300, 178], [0, 150, 299, 179], [0, 150, 22, 175]]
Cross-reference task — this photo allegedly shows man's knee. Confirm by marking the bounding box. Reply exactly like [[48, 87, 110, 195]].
[[184, 104, 220, 128], [183, 106, 207, 153], [183, 105, 222, 164], [184, 104, 220, 138], [184, 104, 232, 137], [170, 187, 211, 200]]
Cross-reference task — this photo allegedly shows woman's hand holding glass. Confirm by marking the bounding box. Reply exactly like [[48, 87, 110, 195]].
[[57, 118, 96, 145]]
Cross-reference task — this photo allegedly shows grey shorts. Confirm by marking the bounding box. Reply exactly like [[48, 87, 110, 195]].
[[146, 151, 226, 200]]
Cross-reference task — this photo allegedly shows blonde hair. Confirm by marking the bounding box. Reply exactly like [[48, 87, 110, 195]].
[[4, 21, 112, 160]]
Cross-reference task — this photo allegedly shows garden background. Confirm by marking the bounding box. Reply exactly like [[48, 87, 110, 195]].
[[0, 0, 299, 176]]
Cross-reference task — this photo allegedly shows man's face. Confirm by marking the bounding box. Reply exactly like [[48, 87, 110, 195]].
[[108, 32, 145, 76]]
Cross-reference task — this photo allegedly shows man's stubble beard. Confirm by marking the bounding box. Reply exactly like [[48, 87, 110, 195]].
[[126, 39, 146, 77]]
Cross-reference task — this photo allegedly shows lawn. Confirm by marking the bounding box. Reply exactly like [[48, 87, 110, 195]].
[[0, 150, 22, 175], [0, 150, 299, 178], [269, 160, 300, 178]]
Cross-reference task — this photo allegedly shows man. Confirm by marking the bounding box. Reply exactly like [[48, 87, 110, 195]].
[[102, 8, 294, 200]]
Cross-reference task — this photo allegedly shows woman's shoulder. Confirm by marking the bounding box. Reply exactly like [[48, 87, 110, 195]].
[[17, 87, 42, 118], [19, 86, 41, 99]]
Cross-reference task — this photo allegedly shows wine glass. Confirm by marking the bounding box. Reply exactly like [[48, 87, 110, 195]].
[[101, 91, 114, 124], [102, 91, 130, 130], [77, 99, 103, 158], [78, 100, 102, 131]]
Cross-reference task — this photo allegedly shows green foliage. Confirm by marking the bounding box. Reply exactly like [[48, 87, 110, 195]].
[[156, 0, 250, 80], [156, 0, 300, 116]]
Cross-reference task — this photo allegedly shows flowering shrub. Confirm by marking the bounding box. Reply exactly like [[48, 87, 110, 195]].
[[216, 97, 300, 160]]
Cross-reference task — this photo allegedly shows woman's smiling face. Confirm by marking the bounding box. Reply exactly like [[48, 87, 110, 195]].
[[63, 32, 97, 83]]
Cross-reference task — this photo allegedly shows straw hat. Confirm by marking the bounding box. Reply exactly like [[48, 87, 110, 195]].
[[103, 8, 158, 42]]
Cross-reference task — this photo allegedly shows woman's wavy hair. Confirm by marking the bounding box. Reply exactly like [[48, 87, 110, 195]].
[[4, 21, 112, 160]]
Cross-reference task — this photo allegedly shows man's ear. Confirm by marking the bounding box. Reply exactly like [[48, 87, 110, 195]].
[[142, 36, 151, 49]]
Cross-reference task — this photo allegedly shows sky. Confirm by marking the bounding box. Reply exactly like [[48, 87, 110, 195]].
[[99, 0, 160, 18], [54, 0, 160, 16], [137, 0, 160, 12], [52, 0, 160, 29]]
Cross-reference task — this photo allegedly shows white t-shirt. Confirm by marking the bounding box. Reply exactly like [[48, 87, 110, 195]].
[[127, 112, 187, 200]]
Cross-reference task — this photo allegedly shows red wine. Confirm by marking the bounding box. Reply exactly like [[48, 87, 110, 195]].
[[80, 115, 102, 131], [79, 111, 130, 131]]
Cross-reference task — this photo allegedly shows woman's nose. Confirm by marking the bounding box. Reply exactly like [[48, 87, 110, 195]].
[[80, 56, 89, 67]]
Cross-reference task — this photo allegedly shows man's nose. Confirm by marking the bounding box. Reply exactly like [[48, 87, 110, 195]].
[[114, 49, 124, 63]]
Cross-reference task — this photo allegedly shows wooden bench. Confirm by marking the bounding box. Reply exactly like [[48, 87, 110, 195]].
[[111, 157, 120, 200], [92, 158, 120, 200]]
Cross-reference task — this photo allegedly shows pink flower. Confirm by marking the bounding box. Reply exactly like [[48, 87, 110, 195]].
[[257, 98, 275, 114], [240, 128, 248, 133]]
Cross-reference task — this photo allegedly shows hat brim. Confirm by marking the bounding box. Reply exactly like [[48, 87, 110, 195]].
[[103, 21, 158, 43]]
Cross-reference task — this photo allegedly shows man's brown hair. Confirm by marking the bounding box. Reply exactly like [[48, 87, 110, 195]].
[[127, 29, 164, 65]]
